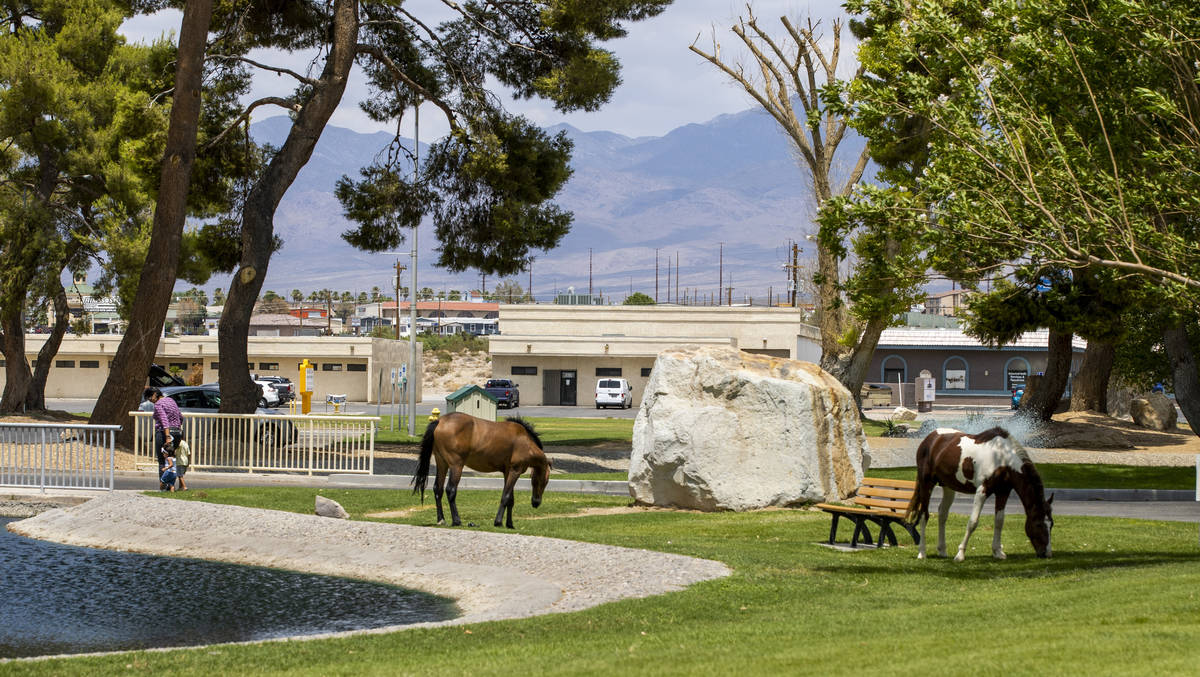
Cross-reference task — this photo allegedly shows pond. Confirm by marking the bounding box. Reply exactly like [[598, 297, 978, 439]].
[[0, 517, 458, 659]]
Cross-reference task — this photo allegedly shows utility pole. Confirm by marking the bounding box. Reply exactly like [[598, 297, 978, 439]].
[[407, 100, 420, 438], [654, 248, 660, 303], [675, 251, 679, 304], [718, 242, 724, 306], [727, 286, 733, 306], [792, 242, 800, 308], [528, 267, 533, 304], [666, 252, 671, 303], [588, 248, 593, 298], [394, 260, 405, 340]]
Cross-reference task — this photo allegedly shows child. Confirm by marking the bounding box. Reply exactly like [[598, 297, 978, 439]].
[[160, 448, 177, 492], [174, 438, 191, 491]]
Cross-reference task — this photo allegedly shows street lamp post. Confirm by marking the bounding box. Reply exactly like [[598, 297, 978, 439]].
[[408, 101, 419, 438]]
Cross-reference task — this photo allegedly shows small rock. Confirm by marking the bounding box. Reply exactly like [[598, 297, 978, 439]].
[[891, 406, 917, 422], [315, 495, 349, 519]]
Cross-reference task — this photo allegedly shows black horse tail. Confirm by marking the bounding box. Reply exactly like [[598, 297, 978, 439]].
[[505, 416, 543, 449], [412, 418, 439, 501], [904, 431, 937, 524]]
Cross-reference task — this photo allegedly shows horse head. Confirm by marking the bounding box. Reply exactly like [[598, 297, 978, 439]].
[[1024, 492, 1054, 558], [530, 458, 551, 508]]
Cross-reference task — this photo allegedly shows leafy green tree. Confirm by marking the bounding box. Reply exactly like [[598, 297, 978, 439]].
[[836, 0, 1200, 428], [212, 287, 225, 306], [623, 292, 655, 305], [0, 0, 183, 412]]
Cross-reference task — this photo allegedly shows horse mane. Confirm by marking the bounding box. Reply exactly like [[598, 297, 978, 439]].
[[505, 416, 544, 450]]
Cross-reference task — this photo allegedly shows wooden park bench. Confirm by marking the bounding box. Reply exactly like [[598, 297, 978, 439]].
[[815, 477, 920, 548]]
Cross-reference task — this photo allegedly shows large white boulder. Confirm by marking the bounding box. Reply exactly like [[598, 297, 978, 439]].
[[629, 345, 867, 511]]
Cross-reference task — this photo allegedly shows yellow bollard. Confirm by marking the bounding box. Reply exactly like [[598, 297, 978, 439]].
[[429, 407, 440, 423]]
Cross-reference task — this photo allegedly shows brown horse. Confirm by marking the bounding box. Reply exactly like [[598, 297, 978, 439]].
[[905, 427, 1054, 561], [411, 412, 552, 528]]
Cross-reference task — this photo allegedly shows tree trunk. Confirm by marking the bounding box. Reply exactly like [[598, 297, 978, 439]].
[[1019, 327, 1073, 422], [218, 0, 359, 412], [24, 279, 70, 411], [89, 0, 213, 446], [840, 315, 889, 412], [0, 310, 32, 414], [1068, 338, 1114, 414], [816, 245, 848, 375], [1163, 320, 1200, 437]]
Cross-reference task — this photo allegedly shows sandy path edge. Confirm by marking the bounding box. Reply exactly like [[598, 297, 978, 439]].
[[8, 493, 730, 635]]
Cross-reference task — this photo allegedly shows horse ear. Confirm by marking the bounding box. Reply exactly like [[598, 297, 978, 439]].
[[1047, 492, 1054, 505]]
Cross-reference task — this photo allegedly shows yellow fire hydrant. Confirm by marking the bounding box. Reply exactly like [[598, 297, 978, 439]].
[[428, 407, 440, 423]]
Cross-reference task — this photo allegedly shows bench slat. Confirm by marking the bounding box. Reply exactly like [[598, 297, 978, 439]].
[[860, 477, 916, 489], [852, 496, 910, 512], [857, 486, 915, 500]]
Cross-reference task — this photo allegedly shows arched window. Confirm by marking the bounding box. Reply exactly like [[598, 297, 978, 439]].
[[942, 356, 968, 390], [1003, 357, 1031, 392], [880, 355, 907, 386]]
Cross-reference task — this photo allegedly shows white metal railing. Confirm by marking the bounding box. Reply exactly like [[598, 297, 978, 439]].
[[0, 422, 119, 492], [130, 411, 379, 475]]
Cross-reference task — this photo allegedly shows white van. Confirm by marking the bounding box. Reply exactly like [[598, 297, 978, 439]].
[[595, 378, 633, 409]]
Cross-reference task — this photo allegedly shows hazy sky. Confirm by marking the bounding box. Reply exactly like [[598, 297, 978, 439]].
[[121, 1, 852, 139]]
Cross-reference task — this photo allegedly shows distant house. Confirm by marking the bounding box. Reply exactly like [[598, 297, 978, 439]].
[[249, 313, 339, 337], [370, 300, 501, 335], [867, 326, 1086, 398], [51, 277, 124, 334], [924, 289, 971, 317]]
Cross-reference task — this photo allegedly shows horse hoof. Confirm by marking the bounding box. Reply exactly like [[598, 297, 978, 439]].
[[917, 553, 926, 560], [452, 521, 462, 527], [493, 520, 503, 527], [993, 551, 1007, 560], [953, 553, 966, 562], [436, 519, 445, 526]]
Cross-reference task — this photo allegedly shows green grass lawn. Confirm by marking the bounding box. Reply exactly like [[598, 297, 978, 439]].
[[872, 464, 1198, 490], [11, 487, 1200, 676], [373, 415, 634, 446]]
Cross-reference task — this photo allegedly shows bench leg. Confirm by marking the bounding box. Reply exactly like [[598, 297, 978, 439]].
[[877, 521, 899, 547], [828, 514, 840, 544], [850, 518, 872, 548]]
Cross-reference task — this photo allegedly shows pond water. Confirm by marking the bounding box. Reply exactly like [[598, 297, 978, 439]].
[[0, 517, 458, 659]]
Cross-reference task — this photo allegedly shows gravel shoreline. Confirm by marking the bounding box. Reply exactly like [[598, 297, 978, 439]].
[[9, 493, 730, 639]]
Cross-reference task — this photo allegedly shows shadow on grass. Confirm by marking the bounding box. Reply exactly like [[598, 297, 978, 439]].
[[814, 548, 1200, 580]]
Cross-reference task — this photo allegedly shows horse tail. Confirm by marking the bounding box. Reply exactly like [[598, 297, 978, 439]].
[[905, 431, 937, 524], [505, 416, 543, 450], [411, 418, 439, 501]]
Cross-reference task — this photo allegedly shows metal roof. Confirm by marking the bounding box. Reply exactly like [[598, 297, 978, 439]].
[[878, 327, 1088, 351]]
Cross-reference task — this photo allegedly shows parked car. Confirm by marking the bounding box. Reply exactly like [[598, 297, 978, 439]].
[[595, 378, 633, 409], [255, 380, 281, 407], [148, 363, 185, 388], [484, 379, 520, 408], [142, 385, 297, 445], [254, 375, 295, 404], [860, 383, 893, 409]]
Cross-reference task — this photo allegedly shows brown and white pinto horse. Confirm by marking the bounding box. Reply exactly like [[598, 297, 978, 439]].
[[411, 412, 551, 528], [905, 427, 1054, 561]]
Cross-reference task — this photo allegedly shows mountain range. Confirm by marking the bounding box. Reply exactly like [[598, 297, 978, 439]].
[[237, 108, 867, 303]]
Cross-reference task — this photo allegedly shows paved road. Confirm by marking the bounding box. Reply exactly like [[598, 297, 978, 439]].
[[46, 397, 640, 420]]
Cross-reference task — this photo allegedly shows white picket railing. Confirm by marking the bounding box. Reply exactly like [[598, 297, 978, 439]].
[[130, 411, 378, 475], [0, 422, 119, 492]]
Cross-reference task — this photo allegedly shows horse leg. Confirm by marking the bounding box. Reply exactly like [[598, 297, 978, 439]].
[[955, 488, 989, 562], [446, 465, 464, 526], [433, 462, 448, 526], [494, 469, 520, 528], [992, 490, 1011, 560], [917, 513, 929, 560], [936, 488, 955, 558]]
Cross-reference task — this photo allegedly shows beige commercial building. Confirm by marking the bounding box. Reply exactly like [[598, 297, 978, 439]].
[[3, 335, 421, 403], [489, 305, 820, 407]]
